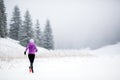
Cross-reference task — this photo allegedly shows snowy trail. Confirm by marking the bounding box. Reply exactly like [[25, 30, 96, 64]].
[[0, 37, 120, 80], [0, 54, 120, 80]]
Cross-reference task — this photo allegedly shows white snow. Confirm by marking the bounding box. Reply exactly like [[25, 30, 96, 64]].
[[0, 38, 24, 58], [92, 42, 120, 55], [0, 38, 120, 80]]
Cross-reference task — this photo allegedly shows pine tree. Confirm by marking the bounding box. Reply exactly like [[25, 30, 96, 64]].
[[0, 0, 7, 38], [0, 10, 4, 37], [9, 5, 22, 40], [19, 10, 34, 46], [34, 19, 43, 47], [43, 19, 54, 50]]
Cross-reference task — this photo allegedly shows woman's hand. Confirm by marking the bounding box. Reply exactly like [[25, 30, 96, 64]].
[[24, 51, 26, 55]]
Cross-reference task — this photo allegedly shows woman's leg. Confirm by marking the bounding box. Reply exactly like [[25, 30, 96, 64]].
[[31, 54, 35, 67], [28, 54, 35, 73], [28, 54, 35, 67]]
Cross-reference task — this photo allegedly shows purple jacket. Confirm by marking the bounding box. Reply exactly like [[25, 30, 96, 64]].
[[25, 42, 38, 54]]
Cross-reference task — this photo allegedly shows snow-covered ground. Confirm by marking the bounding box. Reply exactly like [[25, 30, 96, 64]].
[[0, 38, 120, 80], [0, 38, 92, 58]]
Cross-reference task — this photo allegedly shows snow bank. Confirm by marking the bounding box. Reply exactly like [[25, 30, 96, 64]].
[[39, 48, 92, 58], [92, 42, 120, 55], [0, 38, 120, 58], [0, 38, 25, 58], [0, 38, 92, 58], [0, 38, 49, 58], [38, 42, 120, 57]]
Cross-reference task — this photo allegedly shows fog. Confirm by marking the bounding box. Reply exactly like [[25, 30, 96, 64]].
[[5, 0, 120, 49]]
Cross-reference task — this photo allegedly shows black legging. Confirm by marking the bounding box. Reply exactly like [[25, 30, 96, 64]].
[[28, 54, 35, 67]]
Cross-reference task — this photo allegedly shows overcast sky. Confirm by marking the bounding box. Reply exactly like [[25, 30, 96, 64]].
[[5, 0, 120, 49]]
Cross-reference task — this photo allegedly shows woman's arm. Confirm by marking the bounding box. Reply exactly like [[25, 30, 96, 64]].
[[25, 44, 29, 52], [35, 45, 38, 52]]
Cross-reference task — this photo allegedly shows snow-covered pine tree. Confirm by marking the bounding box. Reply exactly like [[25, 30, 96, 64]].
[[19, 10, 34, 46], [43, 19, 54, 50], [0, 0, 7, 38], [18, 24, 28, 46], [9, 5, 22, 40], [0, 10, 5, 38], [34, 19, 43, 47]]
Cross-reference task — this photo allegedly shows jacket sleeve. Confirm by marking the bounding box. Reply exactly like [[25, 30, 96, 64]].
[[35, 45, 38, 52]]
